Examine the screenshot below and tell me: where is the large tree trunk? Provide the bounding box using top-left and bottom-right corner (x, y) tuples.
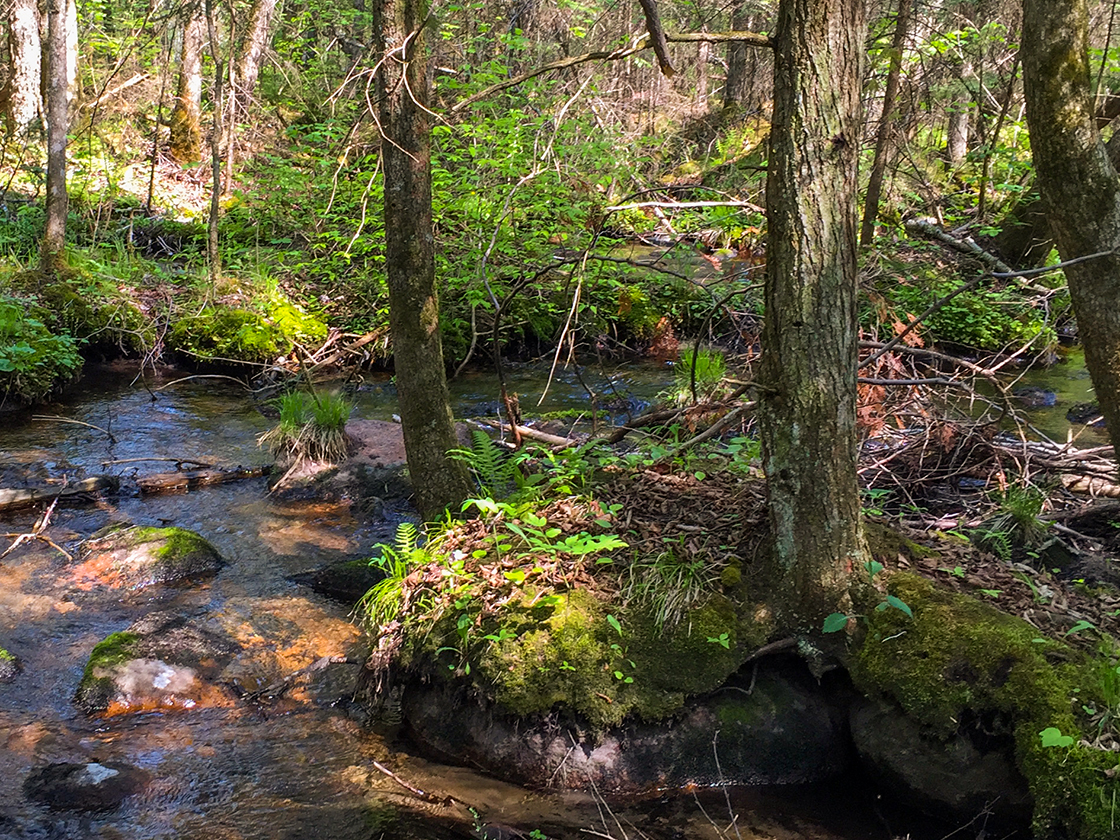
(860, 0), (913, 246)
(169, 9), (204, 164)
(372, 0), (471, 520)
(1023, 0), (1120, 469)
(5, 0), (42, 134)
(41, 0), (68, 274)
(946, 59), (971, 165)
(234, 0), (279, 115)
(759, 0), (867, 629)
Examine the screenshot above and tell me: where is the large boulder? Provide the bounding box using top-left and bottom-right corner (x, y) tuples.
(402, 660), (852, 793)
(73, 524), (225, 589)
(850, 696), (1032, 825)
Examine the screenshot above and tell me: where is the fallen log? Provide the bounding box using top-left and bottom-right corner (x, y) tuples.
(136, 465), (272, 495)
(0, 477), (120, 513)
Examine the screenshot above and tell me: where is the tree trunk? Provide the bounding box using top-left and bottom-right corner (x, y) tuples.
(759, 0), (867, 629)
(723, 1), (751, 111)
(946, 59), (971, 165)
(1022, 0), (1120, 469)
(372, 0), (472, 520)
(41, 0), (68, 274)
(169, 9), (204, 164)
(860, 0), (913, 246)
(65, 0), (77, 104)
(234, 0), (279, 116)
(204, 0), (224, 286)
(5, 0), (42, 134)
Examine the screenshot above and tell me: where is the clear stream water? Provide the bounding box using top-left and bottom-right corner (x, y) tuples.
(0, 353), (1090, 840)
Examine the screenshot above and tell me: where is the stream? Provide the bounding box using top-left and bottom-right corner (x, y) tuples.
(0, 354), (1095, 840)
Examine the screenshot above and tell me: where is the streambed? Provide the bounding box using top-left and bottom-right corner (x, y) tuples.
(0, 357), (1075, 839)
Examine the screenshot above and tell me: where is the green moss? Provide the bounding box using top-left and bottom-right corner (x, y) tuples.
(76, 631), (141, 710)
(864, 520), (935, 562)
(0, 648), (13, 662)
(169, 291), (326, 364)
(407, 587), (772, 731)
(851, 572), (1120, 838)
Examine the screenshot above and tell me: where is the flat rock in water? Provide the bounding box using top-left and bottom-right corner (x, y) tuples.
(850, 696), (1031, 825)
(402, 662), (851, 793)
(23, 761), (150, 812)
(72, 524), (225, 590)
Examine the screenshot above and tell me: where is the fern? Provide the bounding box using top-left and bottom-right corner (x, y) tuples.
(358, 522), (430, 631)
(448, 429), (518, 498)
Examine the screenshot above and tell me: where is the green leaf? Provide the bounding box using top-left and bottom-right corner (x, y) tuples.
(1066, 619), (1096, 636)
(606, 614), (623, 636)
(822, 613), (849, 633)
(884, 594), (913, 617)
(1039, 727), (1075, 748)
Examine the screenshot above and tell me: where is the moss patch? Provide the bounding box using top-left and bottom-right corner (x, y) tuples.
(851, 572), (1120, 838)
(405, 586), (772, 730)
(75, 632), (141, 711)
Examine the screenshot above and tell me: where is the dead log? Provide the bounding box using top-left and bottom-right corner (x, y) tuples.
(0, 477), (119, 513)
(136, 465), (272, 495)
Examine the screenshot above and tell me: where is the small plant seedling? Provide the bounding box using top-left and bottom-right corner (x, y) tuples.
(606, 614), (623, 636)
(707, 632), (731, 649)
(1039, 727), (1075, 748)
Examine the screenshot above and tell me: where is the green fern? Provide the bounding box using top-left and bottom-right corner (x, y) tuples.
(358, 522), (430, 631)
(448, 429), (518, 498)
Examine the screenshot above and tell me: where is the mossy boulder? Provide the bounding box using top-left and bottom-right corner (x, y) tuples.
(403, 587), (773, 731)
(168, 293), (326, 364)
(75, 615), (241, 715)
(851, 572), (1120, 839)
(75, 525), (225, 589)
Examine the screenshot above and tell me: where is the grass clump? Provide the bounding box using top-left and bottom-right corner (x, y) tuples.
(259, 389), (351, 465)
(669, 346), (726, 404)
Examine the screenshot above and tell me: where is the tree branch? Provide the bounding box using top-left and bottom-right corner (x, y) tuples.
(450, 31), (772, 113)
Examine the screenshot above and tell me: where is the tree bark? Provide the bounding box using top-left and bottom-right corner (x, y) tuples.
(204, 0), (224, 286)
(1022, 0), (1120, 469)
(234, 0), (279, 115)
(5, 0), (42, 134)
(723, 1), (752, 110)
(860, 0), (913, 246)
(946, 59), (971, 165)
(169, 9), (204, 164)
(372, 0), (472, 520)
(41, 0), (68, 274)
(759, 0), (867, 629)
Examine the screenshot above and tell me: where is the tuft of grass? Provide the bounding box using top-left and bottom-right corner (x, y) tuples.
(670, 346), (726, 404)
(259, 389), (351, 465)
(622, 544), (722, 630)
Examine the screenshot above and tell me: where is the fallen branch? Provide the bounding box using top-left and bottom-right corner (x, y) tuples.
(479, 420), (579, 449)
(0, 476), (120, 513)
(0, 495), (71, 560)
(32, 415), (117, 442)
(136, 465), (271, 494)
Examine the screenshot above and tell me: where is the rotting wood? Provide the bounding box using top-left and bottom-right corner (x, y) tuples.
(136, 465), (271, 495)
(0, 476), (119, 513)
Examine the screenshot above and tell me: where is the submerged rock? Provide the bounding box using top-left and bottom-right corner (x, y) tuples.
(1012, 386), (1057, 408)
(402, 660), (851, 793)
(289, 557), (385, 605)
(1067, 402), (1106, 427)
(74, 524), (225, 589)
(23, 761), (149, 812)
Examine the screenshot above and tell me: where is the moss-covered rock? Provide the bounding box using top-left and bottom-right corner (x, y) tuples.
(404, 586), (772, 730)
(76, 525), (225, 590)
(168, 292), (327, 364)
(850, 572), (1120, 839)
(75, 631), (142, 712)
(0, 647), (20, 682)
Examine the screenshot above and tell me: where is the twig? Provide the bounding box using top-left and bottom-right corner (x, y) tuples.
(32, 415), (116, 443)
(152, 374), (252, 392)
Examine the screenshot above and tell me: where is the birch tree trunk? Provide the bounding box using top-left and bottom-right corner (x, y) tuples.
(372, 0), (471, 520)
(5, 0), (42, 134)
(234, 0), (279, 115)
(1023, 0), (1120, 468)
(760, 0), (867, 628)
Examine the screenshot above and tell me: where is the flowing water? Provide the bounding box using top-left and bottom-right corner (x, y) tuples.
(0, 358), (1053, 840)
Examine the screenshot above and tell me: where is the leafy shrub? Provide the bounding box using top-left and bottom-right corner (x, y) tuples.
(0, 295), (83, 402)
